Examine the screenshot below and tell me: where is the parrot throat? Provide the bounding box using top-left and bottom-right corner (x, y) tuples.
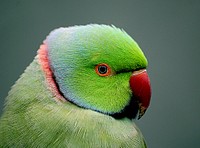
(111, 95), (139, 120)
(38, 42), (66, 102)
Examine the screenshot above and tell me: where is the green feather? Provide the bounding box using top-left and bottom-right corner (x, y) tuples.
(47, 24), (147, 113)
(0, 24), (147, 147)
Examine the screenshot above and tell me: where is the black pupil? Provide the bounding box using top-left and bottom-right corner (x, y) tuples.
(98, 65), (108, 74)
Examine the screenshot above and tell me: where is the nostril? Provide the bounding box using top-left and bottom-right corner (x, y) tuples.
(132, 69), (146, 76)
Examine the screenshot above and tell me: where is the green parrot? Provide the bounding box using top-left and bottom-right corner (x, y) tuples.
(0, 24), (151, 147)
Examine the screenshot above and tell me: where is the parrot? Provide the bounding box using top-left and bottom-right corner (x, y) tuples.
(0, 24), (151, 147)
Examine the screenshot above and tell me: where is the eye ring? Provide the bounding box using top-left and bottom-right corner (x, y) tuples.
(95, 63), (111, 77)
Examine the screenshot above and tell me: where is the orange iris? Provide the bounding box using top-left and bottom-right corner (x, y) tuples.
(95, 63), (112, 77)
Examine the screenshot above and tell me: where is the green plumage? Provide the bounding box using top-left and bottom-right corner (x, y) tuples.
(0, 24), (148, 147)
(47, 25), (147, 113)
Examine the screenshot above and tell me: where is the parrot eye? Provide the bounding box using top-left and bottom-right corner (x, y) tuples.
(95, 63), (111, 76)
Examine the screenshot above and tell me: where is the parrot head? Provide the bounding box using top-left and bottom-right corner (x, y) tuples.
(39, 24), (151, 119)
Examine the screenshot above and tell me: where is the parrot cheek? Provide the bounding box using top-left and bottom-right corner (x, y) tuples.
(129, 69), (151, 119)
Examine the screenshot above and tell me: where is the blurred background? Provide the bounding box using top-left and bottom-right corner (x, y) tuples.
(0, 0), (200, 147)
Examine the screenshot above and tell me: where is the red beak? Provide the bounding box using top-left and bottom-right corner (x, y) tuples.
(129, 69), (151, 119)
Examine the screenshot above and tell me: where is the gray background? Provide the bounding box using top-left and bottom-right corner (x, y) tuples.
(0, 0), (199, 147)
